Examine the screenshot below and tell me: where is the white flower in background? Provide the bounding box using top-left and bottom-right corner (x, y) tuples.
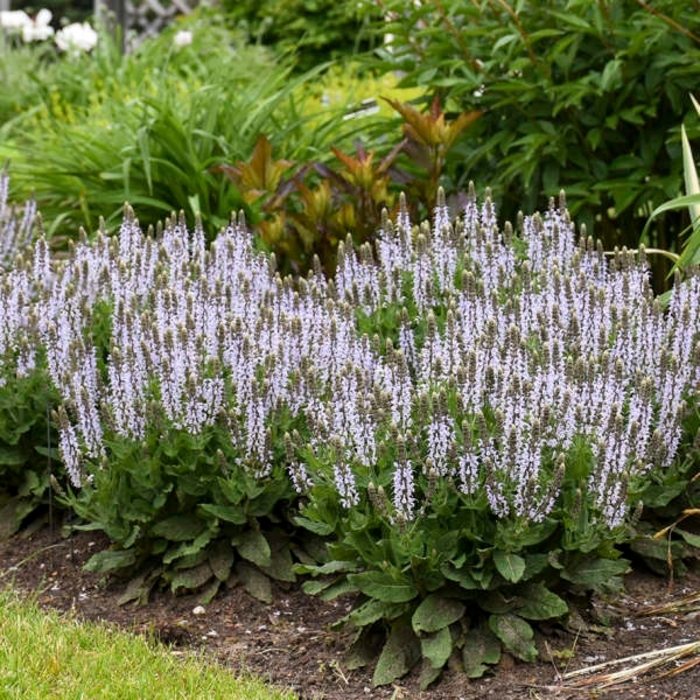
(173, 30), (193, 48)
(55, 21), (98, 53)
(22, 9), (54, 42)
(0, 9), (31, 30)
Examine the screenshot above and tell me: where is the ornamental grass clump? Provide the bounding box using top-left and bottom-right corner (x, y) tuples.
(1, 177), (699, 684)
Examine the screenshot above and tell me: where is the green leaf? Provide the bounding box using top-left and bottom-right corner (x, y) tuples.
(489, 614), (537, 662)
(261, 540), (296, 583)
(630, 536), (672, 562)
(641, 481), (687, 508)
(493, 551), (526, 583)
(548, 11), (591, 30)
(293, 516), (335, 536)
(162, 529), (214, 565)
(676, 529), (700, 548)
(208, 540), (235, 582)
(84, 548), (138, 574)
(234, 560), (272, 603)
(117, 567), (161, 607)
(0, 498), (36, 541)
(319, 577), (361, 601)
(293, 559), (358, 576)
(440, 563), (479, 590)
(345, 598), (410, 628)
(479, 590), (514, 614)
(516, 582), (568, 620)
(169, 561), (214, 593)
(151, 514), (208, 542)
(462, 626), (501, 679)
(560, 556), (630, 587)
(198, 577), (222, 605)
(348, 571), (419, 603)
(0, 445), (25, 466)
(198, 503), (247, 525)
(302, 578), (339, 596)
(419, 660), (442, 691)
(234, 529), (271, 568)
(345, 627), (379, 670)
(412, 594), (466, 634)
(420, 626), (452, 669)
(372, 618), (421, 687)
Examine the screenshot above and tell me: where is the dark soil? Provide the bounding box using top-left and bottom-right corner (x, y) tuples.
(2, 520), (700, 700)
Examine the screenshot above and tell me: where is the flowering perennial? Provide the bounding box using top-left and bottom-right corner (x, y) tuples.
(0, 9), (97, 52)
(1, 188), (699, 529)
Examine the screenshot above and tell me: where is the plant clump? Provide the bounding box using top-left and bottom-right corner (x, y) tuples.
(1, 179), (699, 686)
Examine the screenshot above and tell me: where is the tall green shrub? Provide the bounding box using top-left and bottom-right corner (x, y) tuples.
(358, 0), (700, 286)
(220, 0), (382, 72)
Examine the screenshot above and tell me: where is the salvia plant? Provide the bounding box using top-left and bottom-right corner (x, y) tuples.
(1, 175), (700, 685)
(0, 170), (58, 539)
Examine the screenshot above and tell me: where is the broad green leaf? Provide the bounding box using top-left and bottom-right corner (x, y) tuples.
(84, 548), (137, 574)
(642, 481), (687, 508)
(293, 559), (358, 576)
(489, 614), (537, 662)
(516, 582), (568, 620)
(0, 445), (24, 466)
(293, 516), (335, 536)
(0, 498), (35, 541)
(560, 556), (630, 587)
(441, 563), (479, 590)
(261, 540), (296, 583)
(346, 598), (410, 628)
(348, 571), (419, 603)
(630, 536), (673, 562)
(493, 550), (526, 583)
(302, 578), (338, 596)
(419, 660), (442, 691)
(412, 594), (465, 634)
(234, 561), (273, 603)
(235, 529), (271, 568)
(372, 619), (420, 687)
(208, 540), (234, 582)
(163, 529), (214, 565)
(420, 627), (452, 669)
(151, 514), (208, 542)
(479, 590), (514, 614)
(463, 626), (501, 678)
(345, 627), (379, 670)
(198, 577), (222, 605)
(117, 568), (161, 607)
(320, 577), (362, 602)
(676, 528), (700, 548)
(169, 561), (214, 593)
(198, 503), (247, 525)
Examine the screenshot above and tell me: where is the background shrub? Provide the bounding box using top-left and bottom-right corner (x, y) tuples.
(357, 0), (700, 288)
(219, 0), (382, 73)
(0, 8), (358, 242)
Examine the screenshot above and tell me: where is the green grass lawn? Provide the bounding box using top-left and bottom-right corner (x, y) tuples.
(0, 588), (297, 700)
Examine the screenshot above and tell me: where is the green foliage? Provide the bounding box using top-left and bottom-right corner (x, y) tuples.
(359, 0), (700, 287)
(0, 9), (350, 243)
(627, 420), (700, 577)
(63, 419), (297, 604)
(294, 443), (630, 687)
(215, 98), (481, 273)
(645, 94), (700, 277)
(219, 0), (382, 72)
(0, 367), (60, 539)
